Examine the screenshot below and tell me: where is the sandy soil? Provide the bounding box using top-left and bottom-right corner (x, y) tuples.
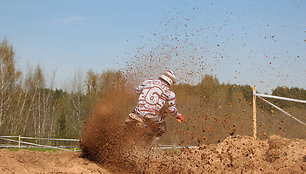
(1, 135), (305, 174)
(0, 149), (110, 174)
(144, 135), (306, 174)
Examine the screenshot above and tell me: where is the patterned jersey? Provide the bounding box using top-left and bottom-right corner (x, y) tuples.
(134, 79), (179, 119)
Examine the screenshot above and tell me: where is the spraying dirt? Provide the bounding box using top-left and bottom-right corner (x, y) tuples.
(79, 6), (306, 173)
(78, 87), (305, 173)
(79, 87), (148, 173)
(0, 2), (305, 174)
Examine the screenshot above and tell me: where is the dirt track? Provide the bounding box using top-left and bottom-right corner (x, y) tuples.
(0, 135), (305, 174)
(0, 149), (110, 174)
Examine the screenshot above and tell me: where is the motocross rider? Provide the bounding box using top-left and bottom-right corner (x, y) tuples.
(126, 70), (184, 143)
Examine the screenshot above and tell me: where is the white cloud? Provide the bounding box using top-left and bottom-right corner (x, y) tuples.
(51, 16), (85, 25)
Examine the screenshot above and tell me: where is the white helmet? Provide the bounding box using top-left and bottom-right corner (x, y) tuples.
(159, 70), (176, 86)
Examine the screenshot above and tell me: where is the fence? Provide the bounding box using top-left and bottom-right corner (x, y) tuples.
(0, 135), (200, 150)
(0, 136), (80, 152)
(2, 87), (304, 150)
(252, 85), (306, 139)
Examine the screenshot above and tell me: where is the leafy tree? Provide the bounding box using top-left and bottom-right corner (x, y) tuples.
(226, 85), (234, 103)
(197, 74), (220, 100)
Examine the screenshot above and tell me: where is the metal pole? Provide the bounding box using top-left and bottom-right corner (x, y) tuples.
(253, 86), (257, 139)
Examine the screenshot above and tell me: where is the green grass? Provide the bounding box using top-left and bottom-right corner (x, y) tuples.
(3, 147), (81, 153)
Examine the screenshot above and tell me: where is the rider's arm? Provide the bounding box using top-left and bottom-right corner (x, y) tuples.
(167, 92), (178, 115)
(135, 80), (149, 94)
(167, 91), (184, 122)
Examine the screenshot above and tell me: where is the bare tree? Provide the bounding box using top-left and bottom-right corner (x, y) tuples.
(0, 39), (21, 134)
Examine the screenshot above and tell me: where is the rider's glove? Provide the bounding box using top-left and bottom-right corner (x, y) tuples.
(176, 113), (184, 123)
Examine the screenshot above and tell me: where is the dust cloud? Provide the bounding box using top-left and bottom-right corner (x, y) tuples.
(80, 5), (305, 174)
(79, 87), (142, 173)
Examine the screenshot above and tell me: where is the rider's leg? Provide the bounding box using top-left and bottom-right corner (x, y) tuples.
(149, 118), (166, 146)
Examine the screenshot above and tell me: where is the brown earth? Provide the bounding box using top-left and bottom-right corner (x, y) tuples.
(1, 135), (305, 174)
(0, 149), (110, 174)
(144, 135), (306, 174)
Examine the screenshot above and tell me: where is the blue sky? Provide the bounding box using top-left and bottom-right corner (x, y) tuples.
(0, 0), (305, 93)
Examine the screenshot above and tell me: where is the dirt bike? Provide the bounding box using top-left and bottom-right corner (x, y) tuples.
(123, 112), (163, 147)
(123, 110), (183, 148)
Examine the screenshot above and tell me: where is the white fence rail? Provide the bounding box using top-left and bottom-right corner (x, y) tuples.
(0, 135), (198, 150)
(254, 93), (306, 104)
(256, 95), (306, 126)
(153, 145), (199, 149)
(0, 136), (80, 152)
(252, 86), (306, 138)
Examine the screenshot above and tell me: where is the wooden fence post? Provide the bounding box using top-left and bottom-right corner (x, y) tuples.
(18, 135), (21, 149)
(253, 86), (257, 139)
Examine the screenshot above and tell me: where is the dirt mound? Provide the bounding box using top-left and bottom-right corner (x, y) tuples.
(144, 135), (306, 173)
(0, 149), (110, 174)
(0, 135), (304, 173)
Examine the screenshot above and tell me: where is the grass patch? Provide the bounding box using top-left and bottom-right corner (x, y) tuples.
(3, 147), (80, 153)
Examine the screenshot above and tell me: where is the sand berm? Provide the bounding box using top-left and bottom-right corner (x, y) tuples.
(0, 135), (305, 173)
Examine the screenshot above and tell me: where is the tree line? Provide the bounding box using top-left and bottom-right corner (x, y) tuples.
(1, 38), (305, 141)
(0, 39), (125, 138)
